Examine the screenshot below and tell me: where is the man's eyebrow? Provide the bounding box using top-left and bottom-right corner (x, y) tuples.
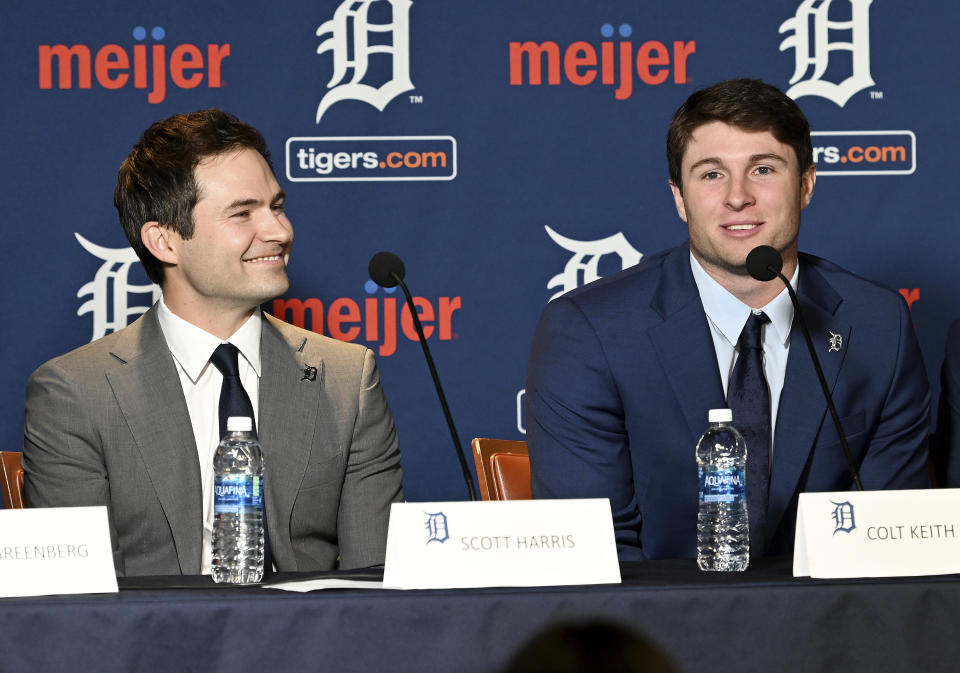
(687, 157), (722, 173)
(749, 152), (789, 165)
(222, 190), (286, 213)
(224, 198), (259, 212)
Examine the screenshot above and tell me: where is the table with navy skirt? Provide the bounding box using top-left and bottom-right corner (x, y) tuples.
(1, 557), (958, 673)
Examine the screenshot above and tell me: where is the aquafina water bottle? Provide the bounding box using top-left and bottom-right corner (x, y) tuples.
(695, 408), (749, 571)
(212, 416), (265, 583)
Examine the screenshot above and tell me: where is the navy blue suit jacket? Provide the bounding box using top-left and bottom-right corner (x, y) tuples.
(526, 243), (931, 560)
(935, 319), (960, 487)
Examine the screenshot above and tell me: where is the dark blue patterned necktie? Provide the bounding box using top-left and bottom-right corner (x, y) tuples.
(726, 312), (771, 558)
(209, 343), (272, 573)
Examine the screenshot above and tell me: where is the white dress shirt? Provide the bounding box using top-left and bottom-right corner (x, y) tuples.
(156, 297), (262, 574)
(689, 253), (798, 458)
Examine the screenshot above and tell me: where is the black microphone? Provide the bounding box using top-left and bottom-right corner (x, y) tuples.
(367, 251), (478, 501)
(745, 245), (782, 282)
(368, 251), (405, 289)
(745, 245), (863, 491)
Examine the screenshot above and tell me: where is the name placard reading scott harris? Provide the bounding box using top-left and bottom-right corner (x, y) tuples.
(382, 499), (621, 589)
(794, 489), (960, 578)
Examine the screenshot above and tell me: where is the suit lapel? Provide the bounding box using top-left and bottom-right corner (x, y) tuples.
(258, 314), (325, 570)
(768, 262), (849, 536)
(648, 246), (727, 442)
(105, 307), (203, 574)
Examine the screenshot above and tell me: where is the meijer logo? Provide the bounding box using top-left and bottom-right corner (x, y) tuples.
(510, 23), (695, 100)
(38, 25), (230, 104)
(272, 282), (461, 357)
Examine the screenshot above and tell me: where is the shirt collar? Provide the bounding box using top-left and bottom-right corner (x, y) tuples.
(689, 252), (798, 347)
(156, 297), (263, 383)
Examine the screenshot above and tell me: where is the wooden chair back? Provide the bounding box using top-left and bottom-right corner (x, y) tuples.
(0, 451), (25, 509)
(471, 438), (531, 501)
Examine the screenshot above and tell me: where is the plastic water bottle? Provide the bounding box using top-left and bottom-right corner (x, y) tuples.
(696, 408), (749, 571)
(212, 416), (265, 584)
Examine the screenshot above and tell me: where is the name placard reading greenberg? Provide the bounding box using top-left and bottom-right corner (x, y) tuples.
(794, 489), (960, 579)
(0, 506), (118, 597)
(382, 499), (620, 589)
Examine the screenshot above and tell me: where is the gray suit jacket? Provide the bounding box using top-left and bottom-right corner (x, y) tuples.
(22, 306), (403, 576)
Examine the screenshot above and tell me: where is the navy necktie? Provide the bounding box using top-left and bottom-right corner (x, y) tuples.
(209, 343), (272, 573)
(209, 343), (257, 440)
(726, 312), (771, 558)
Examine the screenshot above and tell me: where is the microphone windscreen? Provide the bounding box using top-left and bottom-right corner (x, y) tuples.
(745, 245), (783, 282)
(368, 251), (406, 288)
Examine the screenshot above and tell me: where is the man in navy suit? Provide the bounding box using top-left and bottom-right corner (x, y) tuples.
(525, 79), (930, 560)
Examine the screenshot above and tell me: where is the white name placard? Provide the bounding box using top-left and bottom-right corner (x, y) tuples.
(382, 498), (621, 589)
(0, 506), (118, 597)
(794, 489), (960, 578)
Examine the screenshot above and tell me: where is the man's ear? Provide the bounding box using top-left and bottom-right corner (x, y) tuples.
(669, 181), (688, 223)
(140, 221), (179, 265)
(800, 164), (816, 210)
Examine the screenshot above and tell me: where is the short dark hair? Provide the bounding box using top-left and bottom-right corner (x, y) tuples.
(114, 109), (272, 284)
(666, 78), (812, 191)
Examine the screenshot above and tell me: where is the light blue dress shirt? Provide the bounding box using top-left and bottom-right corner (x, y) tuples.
(689, 253), (798, 458)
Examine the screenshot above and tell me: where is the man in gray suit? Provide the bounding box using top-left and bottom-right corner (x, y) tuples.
(23, 109), (404, 576)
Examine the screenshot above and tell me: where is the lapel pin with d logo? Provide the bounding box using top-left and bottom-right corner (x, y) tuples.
(828, 331), (843, 353)
(302, 365), (317, 381)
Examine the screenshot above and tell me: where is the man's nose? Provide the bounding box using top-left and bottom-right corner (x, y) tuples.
(259, 209), (293, 243)
(725, 175), (755, 210)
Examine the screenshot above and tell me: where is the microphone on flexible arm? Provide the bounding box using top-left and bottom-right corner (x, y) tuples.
(368, 251), (478, 501)
(745, 245), (864, 491)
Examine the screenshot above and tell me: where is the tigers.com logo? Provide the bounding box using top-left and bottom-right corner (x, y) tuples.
(813, 131), (915, 176)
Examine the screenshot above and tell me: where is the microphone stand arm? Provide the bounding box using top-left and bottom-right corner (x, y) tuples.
(773, 268), (864, 491)
(393, 273), (478, 501)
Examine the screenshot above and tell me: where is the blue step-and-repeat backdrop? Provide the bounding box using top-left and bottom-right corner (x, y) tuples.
(1, 0), (954, 502)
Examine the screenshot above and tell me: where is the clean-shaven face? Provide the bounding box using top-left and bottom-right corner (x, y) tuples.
(670, 121), (815, 279)
(172, 147), (293, 314)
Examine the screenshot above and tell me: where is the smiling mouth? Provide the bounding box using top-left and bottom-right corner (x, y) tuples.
(724, 223), (761, 231)
(242, 255), (284, 263)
